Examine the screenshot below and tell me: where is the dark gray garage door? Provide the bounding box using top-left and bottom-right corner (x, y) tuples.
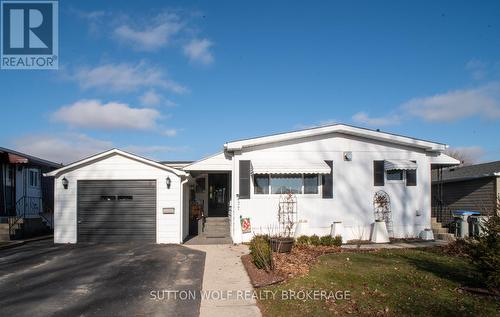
(77, 180), (156, 243)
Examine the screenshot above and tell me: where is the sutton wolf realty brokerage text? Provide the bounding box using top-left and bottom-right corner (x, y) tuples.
(150, 289), (352, 301)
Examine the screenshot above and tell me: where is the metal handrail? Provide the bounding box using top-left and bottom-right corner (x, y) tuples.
(8, 196), (44, 238)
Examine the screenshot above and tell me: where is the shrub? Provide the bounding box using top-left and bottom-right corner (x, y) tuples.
(320, 235), (334, 246)
(462, 204), (500, 290)
(296, 235), (310, 245)
(249, 235), (274, 271)
(332, 235), (343, 246)
(309, 234), (321, 246)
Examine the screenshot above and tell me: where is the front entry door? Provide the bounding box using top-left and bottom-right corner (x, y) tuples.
(208, 174), (229, 217)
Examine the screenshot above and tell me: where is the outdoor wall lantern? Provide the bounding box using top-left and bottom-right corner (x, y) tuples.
(166, 176), (171, 189)
(62, 177), (69, 189)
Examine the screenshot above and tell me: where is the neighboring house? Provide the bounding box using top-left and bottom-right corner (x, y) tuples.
(46, 124), (459, 244)
(0, 147), (62, 239)
(432, 161), (500, 227)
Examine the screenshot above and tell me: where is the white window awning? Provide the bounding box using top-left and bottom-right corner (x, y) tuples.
(384, 159), (417, 171)
(251, 160), (331, 174)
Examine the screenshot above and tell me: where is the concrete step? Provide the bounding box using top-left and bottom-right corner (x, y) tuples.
(203, 225), (230, 231)
(436, 233), (455, 241)
(432, 227), (449, 234)
(205, 217), (229, 224)
(204, 230), (230, 236)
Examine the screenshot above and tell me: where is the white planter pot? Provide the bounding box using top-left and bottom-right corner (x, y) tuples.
(419, 229), (434, 241)
(370, 221), (390, 243)
(294, 220), (309, 237)
(330, 221), (344, 240)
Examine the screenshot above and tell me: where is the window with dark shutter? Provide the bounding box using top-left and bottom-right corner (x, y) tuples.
(373, 161), (385, 186)
(322, 160), (333, 198)
(406, 161), (417, 186)
(239, 160), (251, 199)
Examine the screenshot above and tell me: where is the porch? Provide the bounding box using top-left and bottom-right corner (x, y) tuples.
(183, 171), (233, 244)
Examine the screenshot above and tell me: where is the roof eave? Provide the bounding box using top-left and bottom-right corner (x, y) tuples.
(44, 149), (188, 177)
(225, 125), (448, 152)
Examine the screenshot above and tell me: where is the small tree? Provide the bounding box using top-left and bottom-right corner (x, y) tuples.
(463, 199), (500, 290)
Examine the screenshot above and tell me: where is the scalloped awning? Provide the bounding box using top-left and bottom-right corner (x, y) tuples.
(384, 160), (417, 171)
(251, 160), (331, 174)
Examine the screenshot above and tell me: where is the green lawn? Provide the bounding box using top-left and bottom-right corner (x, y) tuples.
(259, 249), (498, 317)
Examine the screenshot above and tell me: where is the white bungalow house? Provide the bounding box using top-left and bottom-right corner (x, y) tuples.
(46, 124), (459, 244)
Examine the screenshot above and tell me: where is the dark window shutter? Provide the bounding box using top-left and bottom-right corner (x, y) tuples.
(374, 161), (385, 186)
(406, 161), (417, 186)
(239, 160), (251, 199)
(322, 160), (333, 198)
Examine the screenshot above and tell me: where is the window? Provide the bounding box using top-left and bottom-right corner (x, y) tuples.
(271, 174), (302, 194)
(254, 174), (270, 194)
(386, 170), (404, 181)
(29, 170), (39, 187)
(304, 174), (319, 194)
(253, 173), (321, 195)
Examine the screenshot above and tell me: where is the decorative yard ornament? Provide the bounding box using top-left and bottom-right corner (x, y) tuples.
(278, 191), (298, 238)
(373, 190), (393, 237)
(240, 216), (252, 233)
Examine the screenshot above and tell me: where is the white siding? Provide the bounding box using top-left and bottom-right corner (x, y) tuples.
(184, 152), (233, 171)
(229, 132), (434, 243)
(53, 154), (182, 244)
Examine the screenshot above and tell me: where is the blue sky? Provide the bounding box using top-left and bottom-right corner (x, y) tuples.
(1, 0), (499, 164)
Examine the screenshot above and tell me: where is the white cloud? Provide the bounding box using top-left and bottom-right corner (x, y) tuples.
(466, 59), (488, 80)
(352, 112), (401, 126)
(13, 133), (113, 165)
(12, 133), (187, 165)
(69, 62), (188, 94)
(350, 82), (500, 127)
(139, 89), (177, 107)
(113, 13), (182, 51)
(445, 146), (485, 165)
(402, 83), (500, 122)
(183, 38), (214, 65)
(163, 129), (178, 137)
(139, 89), (162, 106)
(52, 99), (161, 130)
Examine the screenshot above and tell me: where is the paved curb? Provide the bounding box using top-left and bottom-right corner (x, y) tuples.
(0, 235), (53, 251)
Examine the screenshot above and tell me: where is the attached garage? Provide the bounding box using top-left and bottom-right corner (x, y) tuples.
(77, 180), (157, 243)
(45, 149), (188, 244)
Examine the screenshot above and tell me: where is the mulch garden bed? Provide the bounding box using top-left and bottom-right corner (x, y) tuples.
(242, 244), (341, 288)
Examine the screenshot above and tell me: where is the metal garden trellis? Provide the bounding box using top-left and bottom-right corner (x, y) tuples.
(278, 191), (297, 237)
(373, 190), (394, 237)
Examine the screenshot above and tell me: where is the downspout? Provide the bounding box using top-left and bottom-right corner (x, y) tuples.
(180, 176), (189, 243)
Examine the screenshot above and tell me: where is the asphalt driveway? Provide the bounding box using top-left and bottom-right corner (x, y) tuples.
(0, 240), (205, 317)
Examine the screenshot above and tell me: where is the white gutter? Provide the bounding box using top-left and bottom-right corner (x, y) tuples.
(179, 177), (189, 243)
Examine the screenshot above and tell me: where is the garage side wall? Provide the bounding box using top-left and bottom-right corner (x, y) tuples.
(53, 154), (182, 244)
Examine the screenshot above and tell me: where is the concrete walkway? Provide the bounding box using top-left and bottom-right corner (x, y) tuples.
(341, 240), (449, 250)
(187, 244), (261, 317)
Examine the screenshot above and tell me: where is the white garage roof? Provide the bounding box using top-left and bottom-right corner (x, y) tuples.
(44, 149), (188, 177)
(251, 160), (331, 174)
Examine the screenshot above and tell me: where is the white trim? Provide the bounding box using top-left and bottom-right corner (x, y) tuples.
(44, 149), (188, 177)
(224, 124), (448, 152)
